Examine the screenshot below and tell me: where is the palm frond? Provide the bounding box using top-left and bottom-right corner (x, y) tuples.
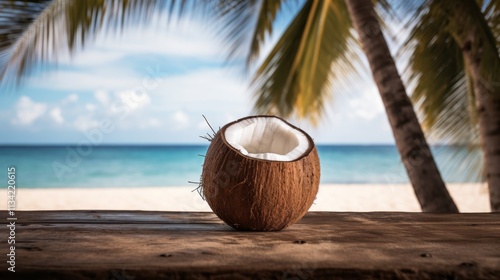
(215, 0), (293, 69)
(251, 0), (361, 124)
(401, 0), (500, 139)
(0, 0), (53, 83)
(399, 0), (500, 181)
(447, 0), (500, 86)
(482, 0), (500, 48)
(0, 0), (212, 88)
(433, 143), (483, 182)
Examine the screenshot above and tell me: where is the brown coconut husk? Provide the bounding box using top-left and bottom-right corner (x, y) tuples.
(202, 115), (320, 231)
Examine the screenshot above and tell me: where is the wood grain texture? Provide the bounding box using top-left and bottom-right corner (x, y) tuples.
(1, 211), (499, 279)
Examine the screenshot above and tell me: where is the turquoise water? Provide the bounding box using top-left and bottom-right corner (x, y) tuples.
(0, 145), (479, 188)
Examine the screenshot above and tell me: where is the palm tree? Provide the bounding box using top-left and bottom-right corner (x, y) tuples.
(344, 0), (457, 212)
(217, 0), (458, 212)
(0, 0), (458, 212)
(401, 0), (500, 211)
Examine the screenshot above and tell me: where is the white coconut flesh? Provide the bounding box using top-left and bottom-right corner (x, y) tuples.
(224, 117), (310, 161)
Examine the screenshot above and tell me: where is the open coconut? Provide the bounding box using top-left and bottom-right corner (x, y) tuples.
(201, 115), (320, 231)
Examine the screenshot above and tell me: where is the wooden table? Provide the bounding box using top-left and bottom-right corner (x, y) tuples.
(1, 211), (499, 279)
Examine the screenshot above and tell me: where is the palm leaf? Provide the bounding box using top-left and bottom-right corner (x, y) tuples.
(487, 1), (500, 50)
(215, 0), (293, 69)
(251, 0), (361, 124)
(444, 0), (500, 86)
(399, 0), (500, 181)
(0, 0), (53, 83)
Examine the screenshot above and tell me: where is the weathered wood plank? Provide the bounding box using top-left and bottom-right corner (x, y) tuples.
(1, 211), (499, 279)
(10, 211), (224, 224)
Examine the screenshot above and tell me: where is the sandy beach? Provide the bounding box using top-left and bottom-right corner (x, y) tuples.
(0, 183), (490, 212)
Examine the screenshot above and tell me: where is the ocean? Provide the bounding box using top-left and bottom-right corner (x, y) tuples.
(0, 145), (480, 188)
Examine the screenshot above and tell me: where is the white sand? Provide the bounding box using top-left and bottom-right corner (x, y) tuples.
(0, 184), (491, 212)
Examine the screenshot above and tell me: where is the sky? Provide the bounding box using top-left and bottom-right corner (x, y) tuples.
(0, 12), (396, 145)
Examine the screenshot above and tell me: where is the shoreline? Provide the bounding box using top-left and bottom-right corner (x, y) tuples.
(0, 183), (490, 212)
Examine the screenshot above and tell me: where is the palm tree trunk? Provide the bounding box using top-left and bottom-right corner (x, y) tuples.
(345, 0), (458, 212)
(460, 31), (500, 212)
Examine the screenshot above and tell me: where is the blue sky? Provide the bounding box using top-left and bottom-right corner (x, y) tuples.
(0, 15), (395, 145)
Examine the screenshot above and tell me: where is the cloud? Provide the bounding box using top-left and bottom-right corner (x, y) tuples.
(12, 96), (47, 125)
(348, 85), (384, 120)
(172, 110), (190, 129)
(137, 117), (162, 129)
(94, 90), (110, 105)
(85, 103), (96, 111)
(197, 120), (208, 130)
(24, 18), (227, 92)
(61, 93), (79, 105)
(148, 118), (161, 127)
(68, 18), (224, 65)
(27, 67), (141, 91)
(150, 68), (249, 112)
(116, 90), (151, 112)
(49, 107), (64, 124)
(87, 19), (223, 61)
(73, 115), (99, 132)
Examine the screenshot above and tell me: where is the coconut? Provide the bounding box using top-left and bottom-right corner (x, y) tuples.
(201, 115), (320, 231)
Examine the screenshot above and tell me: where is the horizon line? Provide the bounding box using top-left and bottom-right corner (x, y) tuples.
(0, 143), (467, 147)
